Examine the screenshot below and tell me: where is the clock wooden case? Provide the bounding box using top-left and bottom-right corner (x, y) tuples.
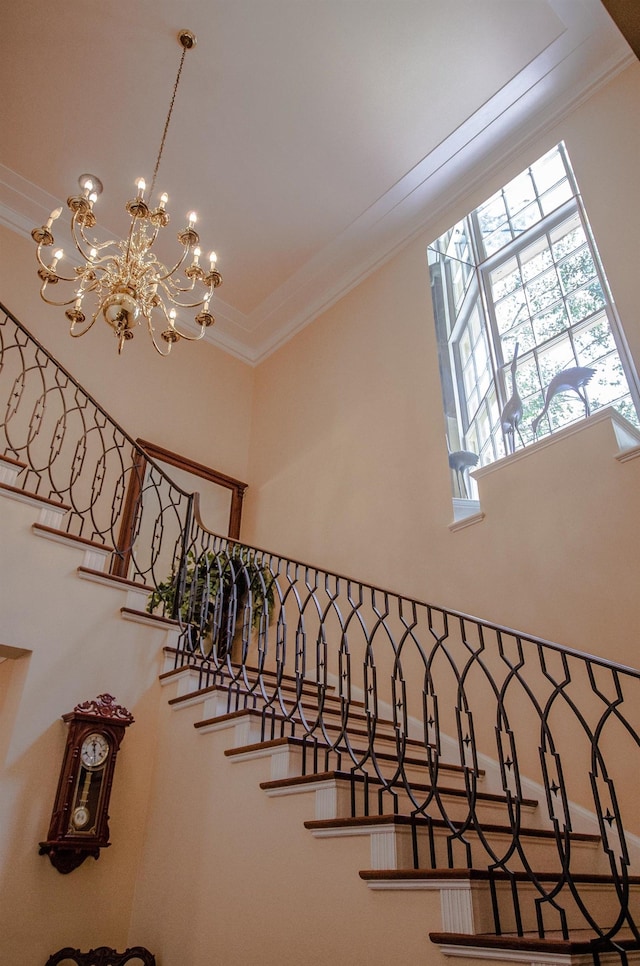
(39, 694), (134, 874)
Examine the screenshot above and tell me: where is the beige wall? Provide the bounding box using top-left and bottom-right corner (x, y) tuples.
(242, 63), (640, 667)
(0, 496), (165, 963)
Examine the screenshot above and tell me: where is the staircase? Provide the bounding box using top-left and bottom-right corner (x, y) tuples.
(151, 648), (640, 966)
(1, 301), (640, 966)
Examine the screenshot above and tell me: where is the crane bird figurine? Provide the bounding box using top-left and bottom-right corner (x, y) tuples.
(500, 341), (524, 454)
(531, 365), (596, 437)
(447, 439), (479, 498)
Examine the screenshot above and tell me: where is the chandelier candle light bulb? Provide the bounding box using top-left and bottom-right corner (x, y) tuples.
(46, 208), (62, 230)
(30, 28), (223, 356)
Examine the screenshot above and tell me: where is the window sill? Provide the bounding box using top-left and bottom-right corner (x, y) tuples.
(472, 407), (640, 484)
(448, 407), (640, 532)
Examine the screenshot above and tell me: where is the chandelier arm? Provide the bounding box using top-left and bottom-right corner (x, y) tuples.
(154, 245), (191, 282)
(34, 244), (78, 284)
(38, 271), (103, 307)
(155, 292), (207, 343)
(171, 323), (207, 343)
(79, 236), (117, 254)
(159, 275), (199, 297)
(146, 313), (173, 357)
(159, 280), (202, 300)
(69, 306), (101, 338)
(156, 278), (210, 310)
(72, 215), (118, 261)
(38, 285), (87, 308)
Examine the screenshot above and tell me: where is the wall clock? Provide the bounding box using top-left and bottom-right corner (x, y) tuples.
(39, 694), (134, 873)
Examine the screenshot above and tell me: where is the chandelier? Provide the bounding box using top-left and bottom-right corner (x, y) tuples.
(31, 29), (222, 356)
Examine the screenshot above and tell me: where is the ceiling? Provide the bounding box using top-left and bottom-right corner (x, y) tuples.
(0, 1), (632, 364)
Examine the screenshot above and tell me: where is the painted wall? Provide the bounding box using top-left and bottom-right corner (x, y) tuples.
(242, 63), (640, 667)
(0, 495), (166, 963)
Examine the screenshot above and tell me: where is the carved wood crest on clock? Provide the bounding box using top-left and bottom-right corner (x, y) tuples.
(39, 694), (134, 874)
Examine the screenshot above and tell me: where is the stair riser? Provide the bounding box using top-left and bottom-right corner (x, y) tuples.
(264, 777), (535, 829)
(310, 824), (609, 876)
(366, 878), (639, 936)
(199, 708), (471, 787)
(484, 880), (640, 936)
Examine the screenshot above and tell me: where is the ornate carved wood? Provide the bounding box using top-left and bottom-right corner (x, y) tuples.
(45, 946), (155, 966)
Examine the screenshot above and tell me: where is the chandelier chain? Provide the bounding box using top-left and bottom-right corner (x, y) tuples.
(150, 44), (187, 200)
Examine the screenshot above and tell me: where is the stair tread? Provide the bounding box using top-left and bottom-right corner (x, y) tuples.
(79, 569), (153, 592)
(260, 770), (537, 807)
(360, 868), (640, 883)
(0, 454), (26, 469)
(198, 705), (437, 749)
(221, 725), (470, 775)
(0, 480), (71, 511)
(163, 651), (336, 688)
(167, 676), (348, 707)
(33, 521), (113, 551)
(304, 814), (601, 841)
(428, 929), (640, 953)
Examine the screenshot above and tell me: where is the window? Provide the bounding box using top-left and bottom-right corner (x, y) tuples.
(428, 143), (639, 503)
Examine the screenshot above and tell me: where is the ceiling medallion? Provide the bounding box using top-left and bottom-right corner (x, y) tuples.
(31, 29), (222, 356)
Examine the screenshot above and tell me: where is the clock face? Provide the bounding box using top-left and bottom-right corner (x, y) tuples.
(80, 732), (110, 769)
(72, 805), (90, 829)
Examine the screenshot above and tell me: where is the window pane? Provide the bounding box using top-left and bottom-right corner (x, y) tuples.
(477, 365), (491, 397)
(520, 237), (553, 282)
(551, 214), (585, 258)
(511, 201), (541, 235)
(567, 280), (605, 323)
(495, 289), (527, 333)
(477, 194), (508, 236)
(474, 337), (488, 372)
(573, 314), (616, 364)
(490, 257), (521, 300)
(463, 362), (477, 398)
(539, 181), (572, 216)
(531, 303), (569, 343)
(501, 322), (535, 358)
(538, 338), (576, 384)
(469, 310), (481, 345)
(459, 328), (472, 364)
(589, 354), (627, 408)
(558, 248), (596, 295)
(483, 223), (512, 256)
(504, 172), (536, 218)
(531, 146), (566, 194)
(525, 269), (562, 313)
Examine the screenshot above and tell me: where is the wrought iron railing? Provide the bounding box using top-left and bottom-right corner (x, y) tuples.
(0, 302), (194, 591)
(1, 302), (638, 958)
